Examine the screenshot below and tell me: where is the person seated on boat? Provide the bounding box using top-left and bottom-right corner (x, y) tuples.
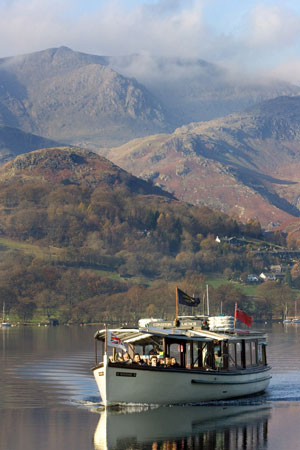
(170, 356), (179, 367)
(132, 353), (146, 365)
(117, 353), (124, 362)
(202, 320), (209, 330)
(214, 345), (223, 368)
(162, 355), (171, 368)
(123, 352), (132, 364)
(149, 344), (160, 356)
(150, 355), (158, 367)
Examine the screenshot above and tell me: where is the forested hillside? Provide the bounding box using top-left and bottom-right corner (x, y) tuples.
(0, 147), (284, 324)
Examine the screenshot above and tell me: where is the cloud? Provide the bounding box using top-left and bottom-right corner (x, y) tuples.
(271, 59), (300, 86)
(246, 4), (300, 48)
(0, 0), (300, 85)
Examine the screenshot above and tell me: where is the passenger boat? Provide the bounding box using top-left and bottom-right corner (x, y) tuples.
(92, 309), (271, 407)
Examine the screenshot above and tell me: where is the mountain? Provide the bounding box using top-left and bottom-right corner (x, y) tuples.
(108, 54), (300, 125)
(0, 126), (60, 165)
(1, 47), (299, 150)
(0, 47), (171, 148)
(102, 96), (300, 228)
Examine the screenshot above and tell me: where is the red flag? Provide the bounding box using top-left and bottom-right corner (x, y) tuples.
(235, 307), (253, 327)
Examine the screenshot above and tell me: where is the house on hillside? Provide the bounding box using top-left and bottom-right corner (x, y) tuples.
(270, 264), (287, 274)
(259, 272), (285, 282)
(216, 236), (250, 246)
(247, 274), (259, 283)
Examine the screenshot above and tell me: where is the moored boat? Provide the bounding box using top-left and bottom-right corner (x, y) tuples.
(92, 313), (271, 407)
(1, 302), (11, 328)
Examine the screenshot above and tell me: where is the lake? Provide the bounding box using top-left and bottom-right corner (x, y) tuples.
(1, 323), (300, 450)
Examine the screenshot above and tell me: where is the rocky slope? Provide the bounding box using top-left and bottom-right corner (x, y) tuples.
(103, 96), (300, 227)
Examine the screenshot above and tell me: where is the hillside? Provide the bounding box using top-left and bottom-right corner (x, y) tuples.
(103, 96), (300, 227)
(0, 146), (267, 323)
(0, 47), (171, 147)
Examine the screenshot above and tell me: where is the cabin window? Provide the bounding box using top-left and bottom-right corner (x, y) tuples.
(236, 342), (242, 368)
(245, 342), (252, 366)
(258, 343), (267, 365)
(251, 341), (257, 365)
(228, 343), (236, 368)
(191, 342), (202, 368)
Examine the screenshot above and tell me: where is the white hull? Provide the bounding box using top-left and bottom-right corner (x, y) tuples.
(93, 357), (271, 406)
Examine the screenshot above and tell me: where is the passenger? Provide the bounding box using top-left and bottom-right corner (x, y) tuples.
(150, 356), (158, 367)
(123, 352), (132, 364)
(163, 355), (171, 367)
(171, 357), (179, 367)
(214, 345), (222, 368)
(149, 344), (160, 355)
(202, 320), (209, 330)
(117, 353), (124, 362)
(132, 353), (146, 365)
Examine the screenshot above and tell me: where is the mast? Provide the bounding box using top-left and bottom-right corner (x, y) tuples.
(234, 302), (237, 329)
(206, 284), (210, 317)
(175, 287), (179, 321)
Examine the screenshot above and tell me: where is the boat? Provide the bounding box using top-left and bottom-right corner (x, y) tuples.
(1, 302), (11, 328)
(92, 307), (271, 407)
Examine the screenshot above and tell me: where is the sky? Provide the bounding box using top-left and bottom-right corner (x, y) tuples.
(1, 0), (300, 83)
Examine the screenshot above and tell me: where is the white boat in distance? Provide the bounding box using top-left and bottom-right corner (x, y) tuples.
(92, 317), (271, 407)
(1, 302), (11, 328)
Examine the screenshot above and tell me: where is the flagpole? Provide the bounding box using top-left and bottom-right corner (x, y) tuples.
(176, 287), (179, 321)
(206, 284), (210, 317)
(234, 303), (237, 329)
(104, 323), (107, 355)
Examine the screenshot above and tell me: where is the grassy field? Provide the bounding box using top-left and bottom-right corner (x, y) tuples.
(206, 274), (259, 296)
(0, 237), (64, 261)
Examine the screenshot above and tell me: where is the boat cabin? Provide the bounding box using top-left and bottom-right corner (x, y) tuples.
(94, 322), (268, 372)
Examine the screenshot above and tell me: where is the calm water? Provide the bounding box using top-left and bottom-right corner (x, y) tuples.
(1, 323), (300, 450)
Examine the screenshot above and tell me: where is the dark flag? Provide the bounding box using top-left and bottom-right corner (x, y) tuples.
(177, 288), (200, 307)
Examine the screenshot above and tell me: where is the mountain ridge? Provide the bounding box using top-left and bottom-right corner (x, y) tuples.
(102, 96), (300, 227)
(1, 46), (299, 148)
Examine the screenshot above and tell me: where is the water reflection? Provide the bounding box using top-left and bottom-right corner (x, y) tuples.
(94, 404), (271, 450)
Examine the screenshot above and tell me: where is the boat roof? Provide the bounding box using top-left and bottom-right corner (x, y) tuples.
(94, 326), (267, 345)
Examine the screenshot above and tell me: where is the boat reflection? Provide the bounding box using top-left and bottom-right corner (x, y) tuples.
(94, 402), (271, 450)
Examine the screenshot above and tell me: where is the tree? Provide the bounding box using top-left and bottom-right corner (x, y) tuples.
(284, 267), (293, 288)
(14, 299), (37, 323)
(256, 281), (295, 320)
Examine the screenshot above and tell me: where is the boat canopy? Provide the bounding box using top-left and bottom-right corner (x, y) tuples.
(94, 328), (213, 345)
(94, 326), (266, 345)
